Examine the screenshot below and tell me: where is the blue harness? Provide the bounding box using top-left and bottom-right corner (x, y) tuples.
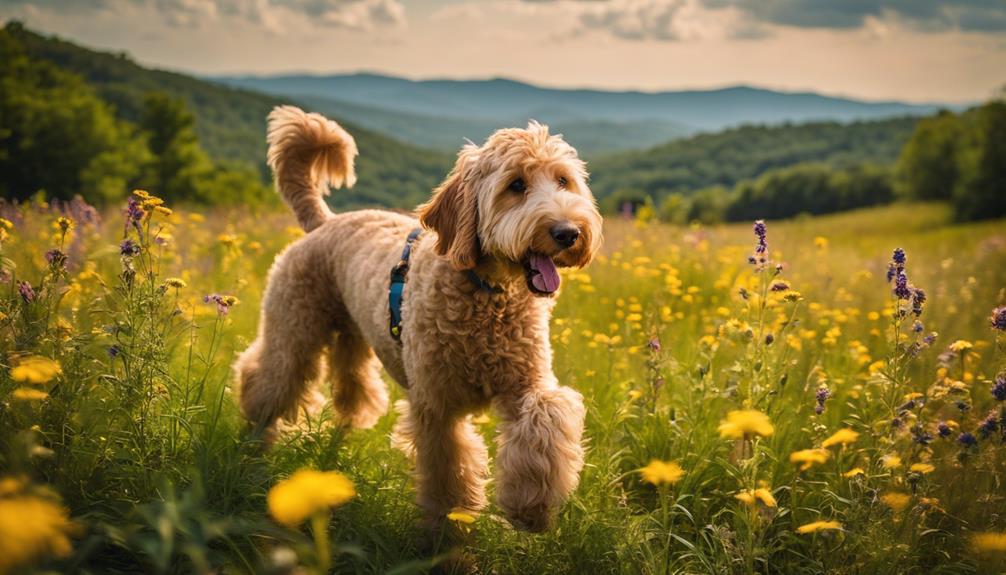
(387, 228), (503, 343)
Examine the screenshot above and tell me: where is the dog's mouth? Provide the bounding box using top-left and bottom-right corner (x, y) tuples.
(523, 253), (561, 296)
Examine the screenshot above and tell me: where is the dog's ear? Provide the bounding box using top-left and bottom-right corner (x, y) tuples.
(418, 146), (480, 270)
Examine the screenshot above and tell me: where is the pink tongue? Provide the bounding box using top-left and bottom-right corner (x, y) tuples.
(530, 254), (560, 293)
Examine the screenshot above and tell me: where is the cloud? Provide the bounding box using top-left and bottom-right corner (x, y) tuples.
(1, 0), (406, 32)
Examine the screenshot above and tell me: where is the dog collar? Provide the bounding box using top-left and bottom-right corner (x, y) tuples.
(388, 227), (423, 342)
(465, 269), (503, 294)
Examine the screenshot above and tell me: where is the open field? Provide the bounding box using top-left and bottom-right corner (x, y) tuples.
(1, 198), (1006, 574)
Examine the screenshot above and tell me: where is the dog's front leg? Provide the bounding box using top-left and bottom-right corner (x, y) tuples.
(494, 382), (586, 532)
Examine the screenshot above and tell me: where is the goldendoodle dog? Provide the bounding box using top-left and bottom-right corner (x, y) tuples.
(235, 105), (603, 532)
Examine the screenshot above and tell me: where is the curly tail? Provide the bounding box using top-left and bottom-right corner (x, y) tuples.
(266, 105), (358, 232)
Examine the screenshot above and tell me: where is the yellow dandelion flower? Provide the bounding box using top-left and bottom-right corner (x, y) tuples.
(12, 388), (48, 401)
(736, 488), (777, 508)
(814, 236), (829, 249)
(0, 218), (13, 231)
(717, 410), (774, 439)
(822, 428), (860, 449)
(880, 492), (912, 512)
(10, 356), (61, 384)
(949, 340), (973, 353)
(0, 495), (77, 573)
(55, 217), (74, 232)
(628, 390), (643, 401)
(790, 448), (830, 471)
(446, 510), (476, 524)
(909, 463), (935, 474)
(267, 469), (356, 527)
(972, 532), (1006, 553)
(880, 454), (902, 469)
(796, 520), (842, 534)
(843, 467), (865, 478)
(735, 491), (756, 505)
(639, 460), (685, 486)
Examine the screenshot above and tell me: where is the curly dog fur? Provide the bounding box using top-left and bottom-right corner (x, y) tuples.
(235, 105), (603, 532)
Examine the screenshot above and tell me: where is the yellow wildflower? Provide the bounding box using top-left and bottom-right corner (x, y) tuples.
(796, 520), (842, 534)
(55, 217), (74, 232)
(972, 532), (1006, 553)
(735, 488), (777, 508)
(0, 495), (77, 573)
(881, 454), (902, 469)
(639, 460), (685, 486)
(446, 510), (476, 524)
(163, 277), (187, 289)
(822, 428), (860, 448)
(949, 340), (973, 353)
(717, 410), (775, 439)
(880, 492), (912, 512)
(267, 469), (356, 527)
(790, 448), (830, 471)
(843, 467), (865, 478)
(628, 390), (643, 401)
(12, 388), (48, 401)
(133, 189), (151, 199)
(814, 236), (828, 249)
(909, 463), (935, 474)
(10, 356), (61, 384)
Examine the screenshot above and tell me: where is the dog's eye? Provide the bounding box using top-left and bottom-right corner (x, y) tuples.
(558, 176), (568, 188)
(508, 178), (526, 194)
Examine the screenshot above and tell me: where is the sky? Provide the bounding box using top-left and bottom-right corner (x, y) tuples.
(2, 0), (1005, 104)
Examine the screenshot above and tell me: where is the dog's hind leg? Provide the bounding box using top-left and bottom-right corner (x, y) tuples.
(328, 329), (388, 429)
(235, 264), (331, 441)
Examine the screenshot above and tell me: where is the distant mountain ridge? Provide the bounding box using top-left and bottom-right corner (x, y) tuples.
(214, 72), (955, 154)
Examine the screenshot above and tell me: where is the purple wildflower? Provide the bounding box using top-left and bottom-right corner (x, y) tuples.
(753, 220), (767, 253)
(45, 249), (67, 270)
(120, 239), (141, 257)
(992, 373), (1006, 402)
(913, 429), (934, 445)
(770, 281), (790, 292)
(647, 337), (661, 352)
(17, 280), (35, 303)
(125, 196), (144, 233)
(108, 345), (120, 359)
(913, 321), (924, 333)
(991, 306), (1006, 332)
(937, 421), (952, 437)
(978, 412), (999, 438)
(815, 386), (831, 415)
(765, 333), (775, 345)
(958, 432), (978, 447)
(911, 288), (926, 316)
(923, 333), (937, 346)
(892, 248), (906, 266)
(204, 293), (238, 316)
(894, 273), (913, 300)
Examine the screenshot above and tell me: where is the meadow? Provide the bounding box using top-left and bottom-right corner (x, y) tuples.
(1, 195), (1006, 574)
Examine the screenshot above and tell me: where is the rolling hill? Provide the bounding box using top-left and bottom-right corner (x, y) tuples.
(6, 24), (452, 209)
(215, 72), (952, 154)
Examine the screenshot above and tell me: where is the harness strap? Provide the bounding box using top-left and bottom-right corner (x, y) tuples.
(388, 228), (423, 342)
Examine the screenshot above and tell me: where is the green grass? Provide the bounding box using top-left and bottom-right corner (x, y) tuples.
(1, 199), (1005, 574)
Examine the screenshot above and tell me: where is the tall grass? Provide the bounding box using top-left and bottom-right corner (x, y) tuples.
(1, 196), (1004, 573)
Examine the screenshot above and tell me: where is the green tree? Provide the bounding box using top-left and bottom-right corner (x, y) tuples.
(894, 110), (961, 200)
(140, 92), (212, 202)
(953, 100), (1006, 221)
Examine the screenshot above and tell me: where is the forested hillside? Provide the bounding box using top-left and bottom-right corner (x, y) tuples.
(588, 117), (918, 205)
(2, 23), (451, 209)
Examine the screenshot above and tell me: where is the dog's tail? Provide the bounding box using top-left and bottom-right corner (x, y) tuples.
(266, 105), (358, 232)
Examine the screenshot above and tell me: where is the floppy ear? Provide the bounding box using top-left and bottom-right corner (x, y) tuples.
(417, 146), (480, 270)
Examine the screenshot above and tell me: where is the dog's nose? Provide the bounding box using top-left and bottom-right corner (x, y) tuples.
(550, 223), (580, 249)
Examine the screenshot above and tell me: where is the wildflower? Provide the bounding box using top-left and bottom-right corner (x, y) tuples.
(639, 460), (685, 486)
(796, 520), (842, 534)
(909, 463), (935, 474)
(718, 410), (774, 439)
(267, 469), (356, 527)
(11, 357), (61, 384)
(17, 280), (35, 303)
(814, 386), (831, 415)
(770, 281), (790, 292)
(822, 428), (859, 448)
(949, 340), (973, 353)
(12, 388), (49, 401)
(911, 288), (926, 316)
(753, 220), (767, 254)
(978, 412), (998, 438)
(446, 510), (476, 524)
(55, 216), (74, 233)
(119, 239), (141, 257)
(163, 277), (187, 289)
(790, 449), (829, 471)
(989, 306), (1006, 332)
(764, 333), (775, 345)
(992, 373), (1006, 401)
(957, 432), (978, 447)
(937, 421), (952, 437)
(881, 492), (912, 513)
(204, 294), (239, 315)
(124, 196), (145, 233)
(647, 336), (661, 352)
(735, 488), (777, 508)
(45, 249), (67, 270)
(0, 494), (77, 573)
(843, 467), (865, 478)
(972, 532), (1006, 553)
(0, 218), (12, 232)
(881, 454), (902, 469)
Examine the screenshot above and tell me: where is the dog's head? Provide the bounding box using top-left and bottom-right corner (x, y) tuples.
(418, 122), (603, 296)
